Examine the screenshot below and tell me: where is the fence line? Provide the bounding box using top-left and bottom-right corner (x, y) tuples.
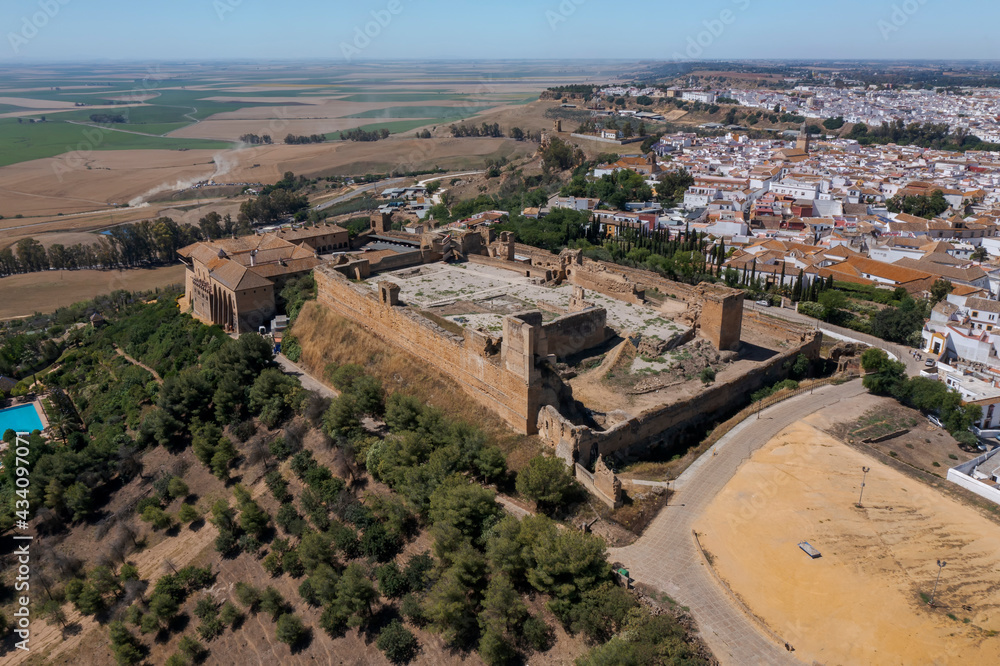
(701, 373), (860, 452)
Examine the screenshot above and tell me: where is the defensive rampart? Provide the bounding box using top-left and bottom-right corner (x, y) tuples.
(314, 265), (542, 434)
(542, 309), (610, 359)
(538, 332), (822, 465)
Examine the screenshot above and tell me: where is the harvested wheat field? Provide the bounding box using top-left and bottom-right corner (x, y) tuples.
(694, 418), (1000, 666)
(0, 148), (225, 219)
(0, 265), (185, 318)
(0, 136), (530, 226)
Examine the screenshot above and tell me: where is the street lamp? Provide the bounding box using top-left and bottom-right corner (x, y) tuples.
(856, 466), (871, 507)
(930, 560), (947, 606)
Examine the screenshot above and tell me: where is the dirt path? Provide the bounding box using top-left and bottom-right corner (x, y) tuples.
(113, 346), (163, 384)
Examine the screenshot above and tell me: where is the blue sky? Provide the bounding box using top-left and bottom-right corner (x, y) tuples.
(2, 0), (997, 62)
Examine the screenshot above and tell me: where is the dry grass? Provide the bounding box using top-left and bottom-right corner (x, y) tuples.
(0, 265), (186, 318)
(292, 301), (541, 469)
(611, 487), (670, 535)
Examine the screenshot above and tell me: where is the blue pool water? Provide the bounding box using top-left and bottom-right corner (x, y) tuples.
(0, 404), (44, 434)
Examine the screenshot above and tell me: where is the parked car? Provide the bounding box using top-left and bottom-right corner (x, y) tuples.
(927, 414), (944, 429)
(924, 359), (936, 368)
(755, 300), (770, 307)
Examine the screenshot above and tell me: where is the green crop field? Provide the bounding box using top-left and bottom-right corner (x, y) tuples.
(345, 105), (497, 119)
(0, 118), (233, 168)
(336, 92), (460, 102)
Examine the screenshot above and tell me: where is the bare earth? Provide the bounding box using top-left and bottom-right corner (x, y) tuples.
(695, 417), (1000, 666)
(0, 137), (531, 228)
(0, 265), (186, 318)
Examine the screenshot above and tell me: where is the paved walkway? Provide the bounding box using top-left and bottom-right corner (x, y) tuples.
(610, 379), (866, 666)
(273, 354), (336, 399)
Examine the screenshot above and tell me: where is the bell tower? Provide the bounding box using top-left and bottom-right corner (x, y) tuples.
(796, 121), (811, 153)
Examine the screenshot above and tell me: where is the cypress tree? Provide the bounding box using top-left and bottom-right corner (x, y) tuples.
(792, 269), (804, 302)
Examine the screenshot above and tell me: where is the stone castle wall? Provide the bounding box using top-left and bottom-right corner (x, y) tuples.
(538, 332), (822, 465)
(315, 266), (541, 434)
(542, 309), (610, 359)
(368, 250), (425, 273)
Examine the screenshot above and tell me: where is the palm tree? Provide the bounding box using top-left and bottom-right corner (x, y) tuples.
(47, 410), (77, 444)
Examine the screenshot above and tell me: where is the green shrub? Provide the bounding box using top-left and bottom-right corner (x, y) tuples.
(376, 619), (418, 664)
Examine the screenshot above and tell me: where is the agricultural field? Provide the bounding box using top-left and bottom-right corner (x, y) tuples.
(0, 61), (610, 264)
(0, 265), (186, 319)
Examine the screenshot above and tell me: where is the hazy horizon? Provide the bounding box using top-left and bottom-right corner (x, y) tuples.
(3, 0), (999, 63)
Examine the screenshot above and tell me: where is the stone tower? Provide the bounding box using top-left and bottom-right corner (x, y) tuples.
(371, 212), (392, 234)
(796, 121), (811, 153)
(699, 285), (744, 352)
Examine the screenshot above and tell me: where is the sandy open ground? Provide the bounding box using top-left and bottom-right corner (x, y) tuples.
(0, 265), (186, 318)
(0, 148), (223, 219)
(695, 417), (1000, 666)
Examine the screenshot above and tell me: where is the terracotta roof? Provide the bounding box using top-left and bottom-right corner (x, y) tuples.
(896, 258), (987, 284)
(273, 224), (347, 242)
(966, 297), (1000, 314)
(829, 255), (934, 285)
(951, 284), (987, 297)
(920, 240), (955, 254)
(209, 262), (272, 292)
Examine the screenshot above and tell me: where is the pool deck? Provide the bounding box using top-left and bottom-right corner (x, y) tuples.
(32, 399), (50, 431)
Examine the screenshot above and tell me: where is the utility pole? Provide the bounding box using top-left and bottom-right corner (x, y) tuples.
(930, 560), (947, 606)
(856, 466), (871, 507)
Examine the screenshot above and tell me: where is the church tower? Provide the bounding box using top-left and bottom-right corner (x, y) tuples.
(796, 121), (811, 153)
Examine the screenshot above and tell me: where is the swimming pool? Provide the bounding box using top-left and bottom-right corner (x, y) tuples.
(0, 404), (44, 435)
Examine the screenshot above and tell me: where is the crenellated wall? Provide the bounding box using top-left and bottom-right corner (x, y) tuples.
(315, 265), (543, 434)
